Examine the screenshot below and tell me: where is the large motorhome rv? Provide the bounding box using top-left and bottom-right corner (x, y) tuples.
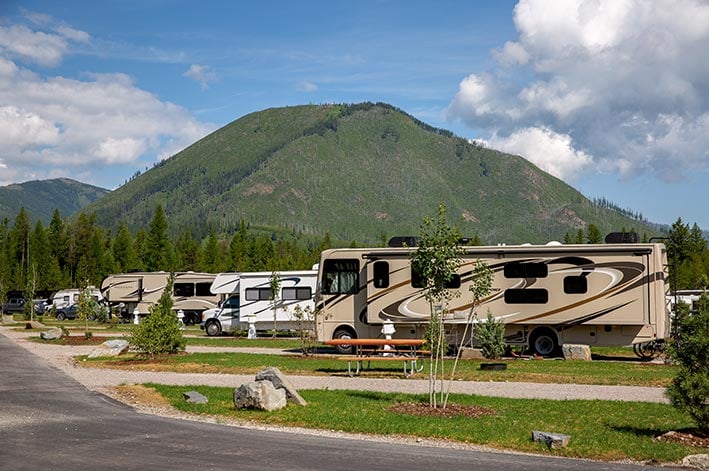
(200, 270), (317, 336)
(100, 271), (219, 324)
(316, 240), (671, 356)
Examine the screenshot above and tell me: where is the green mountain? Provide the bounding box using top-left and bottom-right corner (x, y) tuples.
(87, 103), (661, 244)
(0, 178), (109, 225)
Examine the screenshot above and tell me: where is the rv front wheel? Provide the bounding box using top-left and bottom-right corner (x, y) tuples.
(205, 321), (222, 337)
(530, 330), (558, 357)
(333, 328), (356, 355)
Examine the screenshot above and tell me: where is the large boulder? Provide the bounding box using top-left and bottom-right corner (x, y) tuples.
(234, 380), (287, 411)
(562, 344), (592, 361)
(682, 454), (709, 470)
(88, 339), (130, 358)
(25, 321), (46, 330)
(40, 327), (64, 341)
(255, 366), (307, 406)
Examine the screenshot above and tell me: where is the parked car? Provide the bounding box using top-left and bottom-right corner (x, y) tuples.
(1, 298), (27, 314)
(55, 304), (100, 321)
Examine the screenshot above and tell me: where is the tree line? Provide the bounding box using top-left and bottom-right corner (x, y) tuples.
(1, 203), (707, 300)
(0, 204), (327, 300)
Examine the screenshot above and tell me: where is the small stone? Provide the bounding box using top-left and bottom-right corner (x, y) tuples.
(682, 454), (709, 470)
(40, 327), (64, 340)
(183, 391), (208, 404)
(532, 430), (571, 449)
(562, 344), (591, 361)
(87, 339), (129, 358)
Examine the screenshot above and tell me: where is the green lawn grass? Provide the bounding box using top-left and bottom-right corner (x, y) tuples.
(146, 384), (701, 463)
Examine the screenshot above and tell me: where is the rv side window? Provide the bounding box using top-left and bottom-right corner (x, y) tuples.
(411, 266), (461, 289)
(504, 262), (548, 278)
(245, 288), (273, 301)
(564, 276), (588, 294)
(174, 283), (194, 297)
(282, 287), (312, 300)
(504, 288), (548, 304)
(321, 259), (359, 295)
(195, 282), (212, 297)
(373, 261), (389, 289)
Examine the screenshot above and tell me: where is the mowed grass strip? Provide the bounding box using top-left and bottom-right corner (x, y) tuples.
(84, 351), (676, 386)
(145, 384), (701, 463)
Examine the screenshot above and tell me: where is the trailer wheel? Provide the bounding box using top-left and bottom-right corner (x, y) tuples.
(205, 321), (222, 337)
(530, 329), (558, 357)
(332, 327), (356, 355)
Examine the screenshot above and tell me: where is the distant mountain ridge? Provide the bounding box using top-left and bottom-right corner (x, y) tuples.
(0, 178), (109, 224)
(81, 103), (662, 243)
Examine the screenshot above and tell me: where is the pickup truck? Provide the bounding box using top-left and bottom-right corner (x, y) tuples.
(1, 298), (27, 314)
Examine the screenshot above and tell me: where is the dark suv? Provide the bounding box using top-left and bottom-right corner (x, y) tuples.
(1, 298), (27, 314)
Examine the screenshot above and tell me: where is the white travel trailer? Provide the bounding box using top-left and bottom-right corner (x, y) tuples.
(316, 240), (671, 356)
(200, 270), (317, 336)
(100, 271), (219, 324)
(50, 287), (104, 310)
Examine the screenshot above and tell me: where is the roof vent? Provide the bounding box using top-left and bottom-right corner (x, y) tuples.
(604, 232), (639, 244)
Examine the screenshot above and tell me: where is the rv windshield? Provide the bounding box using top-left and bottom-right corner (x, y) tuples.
(321, 259), (359, 295)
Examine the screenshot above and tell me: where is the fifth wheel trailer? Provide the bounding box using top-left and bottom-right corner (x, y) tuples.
(100, 271), (218, 324)
(315, 241), (671, 356)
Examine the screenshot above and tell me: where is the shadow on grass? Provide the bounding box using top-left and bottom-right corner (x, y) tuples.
(608, 424), (665, 438)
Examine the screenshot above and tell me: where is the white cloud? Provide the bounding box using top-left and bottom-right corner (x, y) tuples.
(183, 64), (219, 90)
(490, 127), (593, 181)
(0, 20), (214, 185)
(296, 81), (318, 92)
(447, 0), (709, 183)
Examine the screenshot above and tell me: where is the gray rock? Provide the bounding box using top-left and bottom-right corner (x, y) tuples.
(562, 344), (592, 361)
(87, 339), (130, 358)
(40, 327), (64, 341)
(532, 430), (571, 449)
(234, 380), (287, 411)
(25, 321), (46, 330)
(255, 366), (307, 406)
(183, 391), (209, 404)
(458, 347), (486, 360)
(1, 314), (18, 325)
(682, 454), (709, 470)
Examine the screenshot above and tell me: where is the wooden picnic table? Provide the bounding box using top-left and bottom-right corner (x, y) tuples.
(324, 338), (427, 376)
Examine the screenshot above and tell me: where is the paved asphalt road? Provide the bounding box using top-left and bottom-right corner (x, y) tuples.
(0, 334), (668, 471)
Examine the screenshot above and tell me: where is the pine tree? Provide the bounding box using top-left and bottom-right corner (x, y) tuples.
(130, 275), (185, 357)
(112, 221), (138, 272)
(144, 204), (173, 271)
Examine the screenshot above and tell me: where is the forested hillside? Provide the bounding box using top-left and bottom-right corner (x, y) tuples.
(0, 178), (108, 225)
(86, 103), (660, 244)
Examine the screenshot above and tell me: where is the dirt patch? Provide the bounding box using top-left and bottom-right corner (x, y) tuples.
(111, 384), (173, 408)
(656, 429), (709, 448)
(61, 335), (113, 345)
(388, 402), (497, 419)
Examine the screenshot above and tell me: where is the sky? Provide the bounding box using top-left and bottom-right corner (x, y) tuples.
(1, 0), (708, 230)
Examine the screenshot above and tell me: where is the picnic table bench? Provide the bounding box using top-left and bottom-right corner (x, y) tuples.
(324, 339), (427, 377)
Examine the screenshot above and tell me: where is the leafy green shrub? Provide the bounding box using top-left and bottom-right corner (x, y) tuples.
(666, 295), (709, 431)
(476, 310), (506, 360)
(130, 276), (185, 358)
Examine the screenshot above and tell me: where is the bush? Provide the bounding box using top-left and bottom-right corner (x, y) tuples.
(130, 276), (185, 358)
(476, 310), (505, 360)
(666, 295), (709, 431)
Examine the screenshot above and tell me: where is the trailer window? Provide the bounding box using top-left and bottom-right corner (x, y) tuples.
(411, 266), (461, 289)
(282, 287), (312, 300)
(504, 288), (548, 304)
(245, 288), (273, 301)
(504, 262), (548, 278)
(195, 282), (212, 296)
(174, 283), (194, 297)
(222, 296), (240, 309)
(564, 276), (588, 294)
(322, 259), (359, 295)
(373, 261), (389, 288)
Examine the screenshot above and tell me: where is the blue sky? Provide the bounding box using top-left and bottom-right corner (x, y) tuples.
(1, 0), (708, 230)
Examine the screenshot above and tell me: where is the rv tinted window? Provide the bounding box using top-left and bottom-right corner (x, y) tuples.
(373, 261), (389, 289)
(174, 283), (194, 297)
(564, 276), (588, 294)
(282, 287), (312, 300)
(321, 259), (359, 295)
(411, 266), (461, 289)
(223, 296), (240, 309)
(245, 288), (273, 301)
(504, 288), (548, 304)
(195, 282), (212, 296)
(504, 262), (548, 278)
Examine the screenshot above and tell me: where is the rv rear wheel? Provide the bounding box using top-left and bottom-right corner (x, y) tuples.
(332, 328), (356, 355)
(205, 321), (222, 337)
(530, 329), (558, 357)
(56, 312), (66, 321)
